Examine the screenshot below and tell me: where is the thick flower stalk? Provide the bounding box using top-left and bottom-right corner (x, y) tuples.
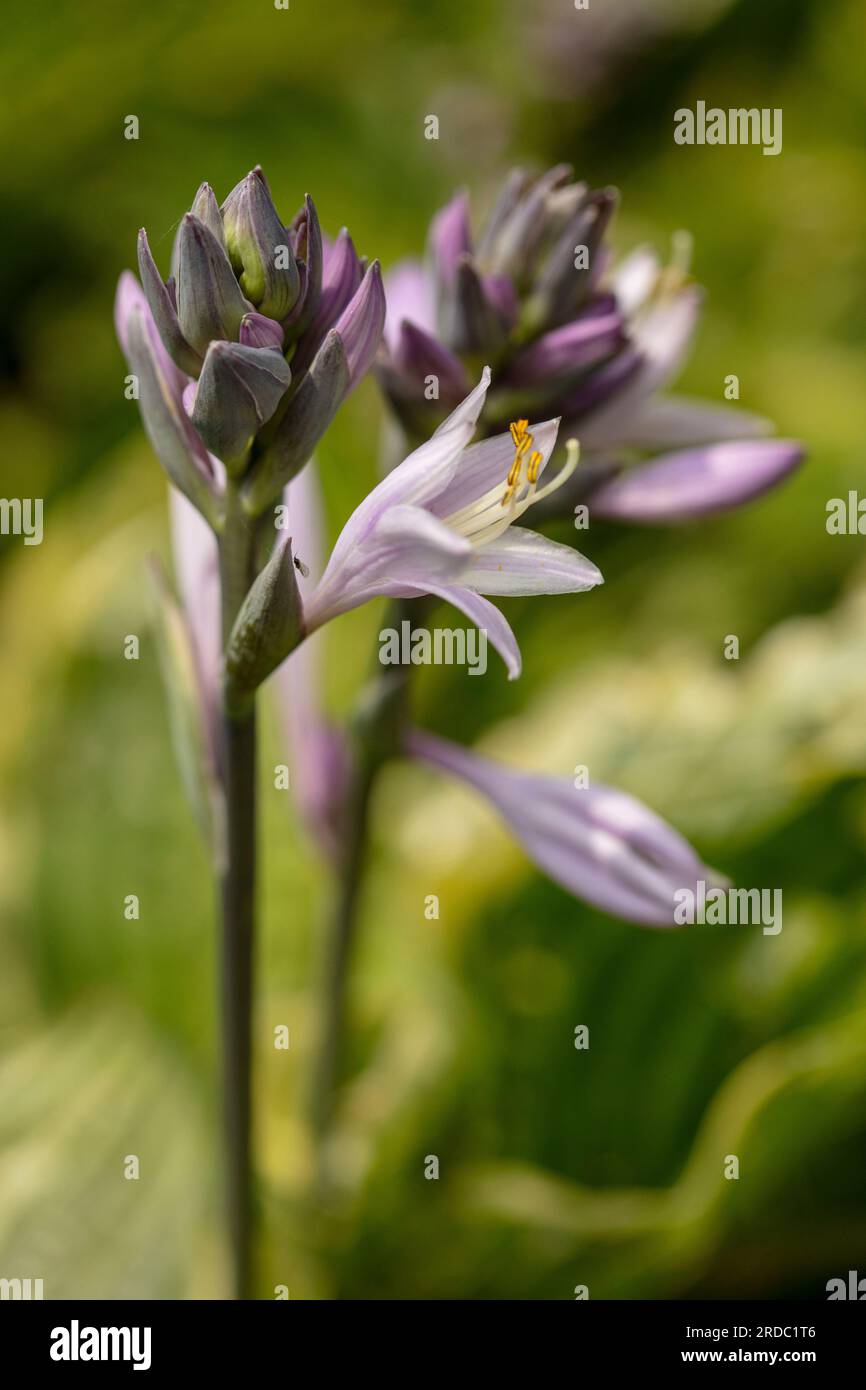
(378, 166), (803, 523)
(115, 168), (384, 1297)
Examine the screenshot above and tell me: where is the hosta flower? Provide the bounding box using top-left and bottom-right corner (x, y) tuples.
(165, 446), (717, 926)
(407, 730), (718, 927)
(116, 167), (385, 524)
(378, 166), (803, 524)
(303, 368), (602, 679)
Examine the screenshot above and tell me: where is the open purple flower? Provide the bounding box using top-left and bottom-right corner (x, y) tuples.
(303, 368), (603, 679)
(408, 730), (718, 927)
(377, 168), (803, 524)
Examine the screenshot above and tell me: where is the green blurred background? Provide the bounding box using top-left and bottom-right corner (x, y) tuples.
(2, 0), (866, 1299)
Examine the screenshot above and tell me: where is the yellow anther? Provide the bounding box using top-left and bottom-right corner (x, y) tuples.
(502, 419), (537, 506)
(527, 450), (543, 484)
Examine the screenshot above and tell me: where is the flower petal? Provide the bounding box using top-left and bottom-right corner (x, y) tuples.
(332, 260), (386, 390)
(611, 245), (660, 316)
(384, 258), (437, 348)
(408, 583), (522, 679)
(503, 309), (625, 386)
(115, 270), (183, 390)
(319, 367), (492, 582)
(362, 504), (473, 583)
(579, 285), (702, 448)
(459, 526), (603, 596)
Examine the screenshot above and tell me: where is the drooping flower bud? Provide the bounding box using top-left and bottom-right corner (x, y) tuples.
(190, 341), (290, 474)
(221, 167), (300, 322)
(175, 213), (249, 355)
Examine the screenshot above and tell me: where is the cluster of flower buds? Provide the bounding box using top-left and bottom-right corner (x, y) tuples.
(378, 165), (802, 524)
(116, 167), (385, 528)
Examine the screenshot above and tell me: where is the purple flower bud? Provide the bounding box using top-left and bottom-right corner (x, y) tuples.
(504, 305), (625, 387)
(289, 227), (364, 378)
(528, 188), (618, 328)
(429, 190), (471, 289)
(190, 341), (290, 473)
(190, 181), (226, 249)
(175, 213), (249, 355)
(221, 167), (300, 321)
(391, 319), (471, 402)
(480, 272), (519, 330)
(239, 311), (285, 350)
(137, 228), (202, 377)
(316, 228), (364, 336)
(474, 168), (534, 262)
(481, 163), (573, 280)
(283, 194), (323, 338)
(559, 344), (643, 420)
(244, 330), (351, 512)
(333, 260), (386, 390)
(439, 255), (507, 355)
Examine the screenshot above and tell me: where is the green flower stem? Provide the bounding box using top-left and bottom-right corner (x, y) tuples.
(217, 481), (259, 1298)
(310, 597), (421, 1178)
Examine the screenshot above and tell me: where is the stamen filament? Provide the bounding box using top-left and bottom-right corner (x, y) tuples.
(443, 437), (580, 546)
